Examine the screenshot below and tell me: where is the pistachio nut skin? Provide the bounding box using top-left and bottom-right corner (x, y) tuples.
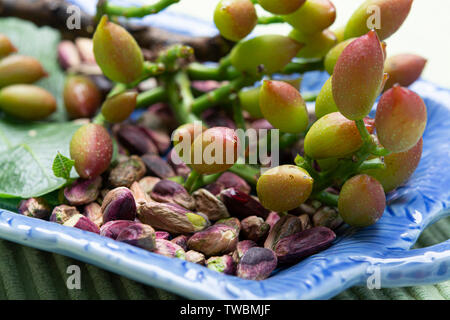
(230, 35), (302, 76)
(288, 29), (337, 60)
(274, 227), (336, 265)
(100, 220), (140, 239)
(185, 250), (206, 265)
(0, 55), (48, 88)
(215, 217), (241, 234)
(285, 0), (336, 35)
(70, 123), (113, 179)
(63, 75), (102, 119)
(375, 86), (427, 153)
(206, 255), (236, 275)
(363, 138), (422, 192)
(238, 86), (264, 119)
(0, 34), (17, 58)
(315, 76), (339, 119)
(155, 231), (171, 240)
(93, 16), (144, 84)
(101, 187), (137, 223)
(83, 202), (103, 228)
(220, 188), (270, 220)
(232, 240), (257, 264)
(338, 174), (386, 227)
(192, 188), (230, 221)
(213, 0), (257, 42)
(63, 213), (101, 234)
(150, 180), (196, 210)
(258, 0), (305, 15)
(264, 214), (304, 250)
(116, 223), (156, 251)
(257, 165), (313, 212)
(324, 38), (355, 75)
(171, 235), (189, 251)
(237, 247), (277, 280)
(50, 205), (80, 224)
(64, 176), (102, 206)
(240, 216), (270, 243)
(154, 239), (186, 259)
(137, 202), (209, 235)
(109, 156), (146, 188)
(116, 125), (158, 156)
(18, 198), (51, 220)
(138, 176), (161, 194)
(265, 212), (281, 232)
(187, 224), (238, 256)
(332, 30), (385, 120)
(0, 84), (56, 121)
(344, 0), (413, 41)
(383, 54), (427, 91)
(141, 154), (176, 179)
(101, 91), (137, 123)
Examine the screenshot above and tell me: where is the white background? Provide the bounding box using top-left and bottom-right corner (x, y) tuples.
(165, 0), (450, 88)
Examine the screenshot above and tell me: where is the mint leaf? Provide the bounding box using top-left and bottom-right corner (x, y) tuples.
(52, 152), (75, 180)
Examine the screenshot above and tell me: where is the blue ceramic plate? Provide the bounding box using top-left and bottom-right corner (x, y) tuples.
(0, 1), (450, 300)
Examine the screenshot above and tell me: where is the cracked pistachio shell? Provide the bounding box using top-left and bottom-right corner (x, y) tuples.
(237, 247), (277, 280)
(190, 127), (239, 175)
(185, 250), (206, 265)
(83, 202), (103, 227)
(289, 29), (337, 59)
(338, 174), (386, 227)
(109, 155), (146, 188)
(259, 80), (308, 134)
(238, 86), (264, 119)
(0, 34), (17, 58)
(0, 55), (48, 88)
(192, 188), (230, 221)
(285, 0), (336, 35)
(324, 38), (355, 75)
(384, 54), (427, 91)
(18, 198), (51, 220)
(363, 138), (422, 192)
(187, 224), (238, 256)
(214, 0), (257, 42)
(220, 188), (270, 220)
(101, 91), (137, 123)
(154, 239), (186, 259)
(215, 217), (241, 234)
(312, 206), (342, 229)
(50, 205), (80, 224)
(93, 15), (144, 83)
(101, 187), (137, 222)
(230, 35), (302, 76)
(100, 220), (139, 239)
(116, 125), (158, 156)
(232, 240), (257, 263)
(315, 76), (338, 119)
(258, 0), (305, 14)
(207, 255), (236, 275)
(156, 231), (171, 240)
(70, 123), (113, 179)
(375, 86), (427, 153)
(344, 0), (413, 41)
(304, 112), (365, 159)
(150, 179), (196, 210)
(257, 165), (313, 212)
(64, 176), (102, 206)
(332, 30), (385, 120)
(264, 214), (303, 249)
(63, 213), (100, 234)
(0, 84), (56, 121)
(241, 216), (270, 243)
(171, 235), (188, 251)
(64, 75), (101, 119)
(116, 223), (156, 251)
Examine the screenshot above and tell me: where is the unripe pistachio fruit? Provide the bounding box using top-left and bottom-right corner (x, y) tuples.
(93, 15), (144, 84)
(230, 35), (302, 76)
(284, 0), (336, 35)
(258, 0), (305, 15)
(344, 0), (413, 41)
(363, 138), (422, 192)
(332, 30), (385, 120)
(214, 0), (257, 42)
(338, 174), (386, 227)
(289, 29), (337, 59)
(0, 55), (48, 88)
(238, 86), (264, 119)
(64, 75), (102, 119)
(375, 86), (427, 153)
(259, 80), (308, 134)
(0, 34), (17, 58)
(70, 123), (113, 179)
(257, 165), (313, 212)
(101, 91), (137, 123)
(0, 84), (56, 121)
(315, 76), (338, 119)
(384, 54), (427, 91)
(323, 38), (355, 75)
(190, 127), (239, 175)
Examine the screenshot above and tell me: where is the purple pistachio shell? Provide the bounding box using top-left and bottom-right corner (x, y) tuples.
(100, 220), (139, 239)
(150, 180), (195, 210)
(241, 216), (270, 243)
(264, 214), (303, 250)
(18, 198), (51, 220)
(101, 187), (137, 222)
(63, 214), (100, 234)
(220, 188), (270, 220)
(215, 217), (241, 234)
(153, 239), (186, 259)
(64, 176), (102, 206)
(50, 205), (80, 224)
(232, 240), (258, 264)
(116, 223), (156, 251)
(171, 235), (188, 251)
(274, 226), (336, 265)
(205, 172), (251, 195)
(206, 255), (236, 275)
(83, 202), (103, 227)
(192, 188), (230, 221)
(185, 250), (206, 265)
(155, 231), (171, 240)
(187, 224), (238, 256)
(141, 154), (175, 179)
(108, 155), (146, 188)
(116, 124), (158, 155)
(237, 247), (277, 280)
(265, 212), (280, 231)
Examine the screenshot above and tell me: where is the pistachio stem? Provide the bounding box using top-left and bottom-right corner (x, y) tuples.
(187, 63), (240, 81)
(301, 92), (319, 102)
(312, 191), (339, 207)
(257, 15), (285, 25)
(184, 169), (201, 193)
(191, 172), (223, 191)
(167, 71), (201, 124)
(136, 87), (167, 109)
(158, 45), (194, 72)
(228, 163), (260, 186)
(101, 0), (180, 18)
(232, 97), (246, 130)
(357, 158), (386, 172)
(281, 59), (324, 74)
(355, 119), (372, 144)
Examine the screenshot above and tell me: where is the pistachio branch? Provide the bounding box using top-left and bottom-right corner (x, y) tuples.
(166, 71), (201, 124)
(97, 0), (180, 19)
(312, 191), (339, 207)
(136, 87), (167, 109)
(257, 15), (285, 25)
(281, 59), (324, 74)
(184, 170), (201, 193)
(228, 163), (260, 186)
(157, 44), (194, 73)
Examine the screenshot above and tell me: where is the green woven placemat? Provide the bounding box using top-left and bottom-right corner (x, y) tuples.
(0, 217), (449, 300)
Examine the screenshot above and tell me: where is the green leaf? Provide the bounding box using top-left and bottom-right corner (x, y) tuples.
(0, 18), (68, 122)
(0, 117), (81, 198)
(52, 152), (75, 180)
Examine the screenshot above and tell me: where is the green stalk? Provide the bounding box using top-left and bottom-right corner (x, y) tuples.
(257, 15), (285, 24)
(191, 172), (223, 191)
(166, 71), (201, 124)
(232, 98), (246, 131)
(184, 170), (201, 193)
(228, 163), (260, 186)
(102, 0), (180, 18)
(357, 158), (386, 172)
(282, 59), (324, 74)
(136, 87), (167, 109)
(312, 191), (339, 207)
(302, 92), (319, 102)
